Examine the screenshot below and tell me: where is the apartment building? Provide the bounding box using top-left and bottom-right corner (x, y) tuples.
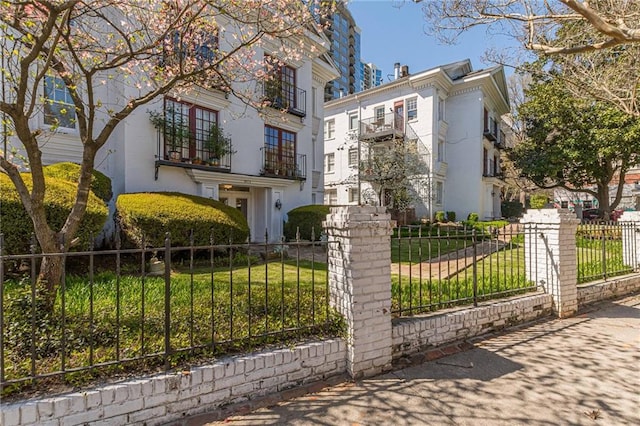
(323, 59), (509, 221)
(321, 0), (362, 101)
(6, 9), (338, 243)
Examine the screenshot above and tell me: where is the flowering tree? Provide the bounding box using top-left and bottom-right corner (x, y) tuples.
(0, 0), (327, 298)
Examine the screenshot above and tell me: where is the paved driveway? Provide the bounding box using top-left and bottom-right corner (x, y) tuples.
(194, 295), (640, 426)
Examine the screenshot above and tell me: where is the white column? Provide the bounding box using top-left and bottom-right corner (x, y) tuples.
(619, 211), (640, 271)
(324, 206), (395, 378)
(521, 209), (580, 318)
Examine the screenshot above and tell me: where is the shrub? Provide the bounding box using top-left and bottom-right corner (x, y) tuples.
(284, 204), (330, 241)
(446, 211), (456, 222)
(529, 194), (549, 209)
(435, 211), (446, 222)
(467, 212), (479, 222)
(501, 200), (524, 218)
(0, 173), (109, 255)
(43, 162), (113, 203)
(116, 192), (249, 247)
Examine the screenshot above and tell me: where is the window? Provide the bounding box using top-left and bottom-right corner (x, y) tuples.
(406, 97), (417, 121)
(324, 189), (338, 205)
(374, 106), (385, 123)
(438, 97), (445, 121)
(324, 119), (335, 139)
(348, 148), (358, 167)
(493, 154), (499, 175)
(348, 187), (359, 203)
(264, 125), (296, 175)
(44, 76), (76, 129)
(435, 181), (443, 205)
(437, 139), (445, 162)
(483, 148), (488, 176)
(265, 55), (297, 112)
(325, 153), (335, 173)
(348, 113), (358, 131)
(161, 99), (219, 160)
(483, 107), (489, 132)
(561, 201), (569, 208)
(165, 29), (219, 67)
(583, 200), (593, 209)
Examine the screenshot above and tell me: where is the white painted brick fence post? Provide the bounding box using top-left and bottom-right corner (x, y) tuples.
(323, 206), (395, 379)
(521, 209), (581, 318)
(619, 211), (640, 270)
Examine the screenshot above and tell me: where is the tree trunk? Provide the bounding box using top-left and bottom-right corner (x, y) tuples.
(38, 254), (65, 309)
(596, 184), (611, 220)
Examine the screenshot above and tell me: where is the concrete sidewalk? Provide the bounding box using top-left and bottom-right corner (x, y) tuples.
(196, 295), (640, 426)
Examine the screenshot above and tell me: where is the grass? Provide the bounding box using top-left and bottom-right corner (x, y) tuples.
(391, 234), (471, 263)
(1, 259), (342, 397)
(391, 243), (536, 316)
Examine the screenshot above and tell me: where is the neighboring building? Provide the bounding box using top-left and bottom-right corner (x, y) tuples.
(360, 62), (383, 91)
(324, 59), (510, 221)
(322, 1), (361, 101)
(554, 165), (640, 212)
(9, 20), (338, 243)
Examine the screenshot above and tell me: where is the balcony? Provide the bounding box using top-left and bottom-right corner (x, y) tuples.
(263, 82), (306, 118)
(359, 112), (404, 141)
(154, 128), (232, 179)
(260, 146), (306, 180)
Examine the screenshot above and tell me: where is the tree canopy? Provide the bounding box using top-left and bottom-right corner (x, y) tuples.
(0, 0), (327, 295)
(421, 0), (640, 54)
(509, 74), (640, 217)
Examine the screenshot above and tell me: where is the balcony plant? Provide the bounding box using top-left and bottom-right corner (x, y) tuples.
(204, 123), (232, 165)
(149, 109), (191, 161)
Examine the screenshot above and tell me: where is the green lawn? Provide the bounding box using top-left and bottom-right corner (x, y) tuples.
(391, 244), (535, 316)
(2, 259), (341, 394)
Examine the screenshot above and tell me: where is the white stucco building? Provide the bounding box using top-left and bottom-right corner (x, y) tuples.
(5, 20), (338, 243)
(323, 60), (509, 221)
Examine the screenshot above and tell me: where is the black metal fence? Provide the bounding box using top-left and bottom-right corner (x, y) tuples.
(577, 220), (637, 283)
(391, 224), (541, 317)
(0, 231), (336, 392)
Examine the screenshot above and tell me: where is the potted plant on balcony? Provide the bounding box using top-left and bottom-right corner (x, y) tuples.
(149, 109), (190, 161)
(205, 123), (232, 166)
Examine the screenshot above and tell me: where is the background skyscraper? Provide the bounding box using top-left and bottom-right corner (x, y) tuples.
(322, 1), (362, 101)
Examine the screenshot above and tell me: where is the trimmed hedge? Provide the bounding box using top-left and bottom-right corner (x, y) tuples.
(44, 162), (113, 203)
(116, 192), (249, 247)
(0, 173), (109, 254)
(284, 204), (330, 241)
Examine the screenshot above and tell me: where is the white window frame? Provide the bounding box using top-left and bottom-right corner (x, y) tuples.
(406, 97), (417, 121)
(437, 139), (445, 162)
(348, 148), (358, 167)
(324, 119), (335, 140)
(325, 153), (335, 173)
(348, 113), (358, 131)
(435, 181), (443, 205)
(324, 189), (338, 205)
(43, 75), (77, 130)
(374, 106), (385, 123)
(348, 187), (359, 203)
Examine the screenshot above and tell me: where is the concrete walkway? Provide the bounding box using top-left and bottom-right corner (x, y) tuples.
(198, 295), (640, 426)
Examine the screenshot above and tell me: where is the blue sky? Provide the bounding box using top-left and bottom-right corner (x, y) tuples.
(348, 0), (517, 81)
